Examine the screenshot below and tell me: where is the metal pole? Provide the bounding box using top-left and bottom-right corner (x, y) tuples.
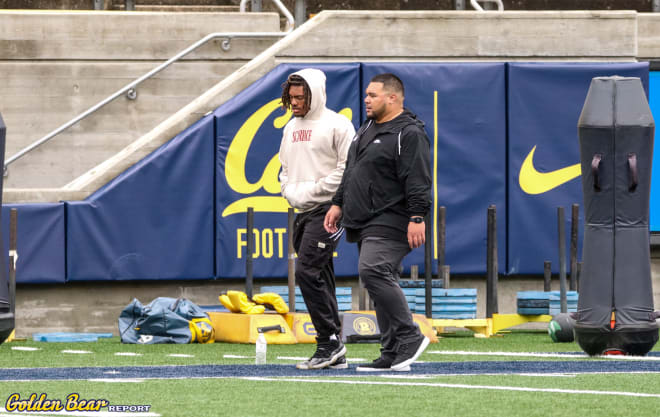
(455, 0), (466, 10)
(287, 208), (295, 312)
(125, 0), (135, 11)
(654, 0), (660, 12)
(437, 206), (446, 280)
(557, 207), (567, 313)
(251, 0), (262, 12)
(543, 261), (551, 292)
(424, 214), (432, 319)
(9, 209), (17, 315)
(486, 205), (498, 318)
(93, 0), (103, 10)
(577, 261), (583, 292)
(246, 208), (254, 298)
(570, 204), (579, 291)
(441, 265), (450, 289)
(295, 0), (306, 28)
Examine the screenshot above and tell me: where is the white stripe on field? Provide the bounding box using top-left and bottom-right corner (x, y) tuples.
(114, 352), (141, 357)
(277, 356), (367, 362)
(224, 354), (253, 359)
(167, 354), (194, 358)
(427, 350), (660, 361)
(0, 409), (159, 417)
(242, 377), (660, 398)
(60, 350), (92, 354)
(11, 347), (40, 351)
(88, 378), (145, 383)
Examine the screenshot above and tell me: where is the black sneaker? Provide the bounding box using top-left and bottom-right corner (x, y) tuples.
(296, 339), (346, 370)
(391, 335), (429, 371)
(329, 355), (348, 370)
(356, 357), (401, 372)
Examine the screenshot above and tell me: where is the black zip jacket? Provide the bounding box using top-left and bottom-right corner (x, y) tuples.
(332, 109), (432, 238)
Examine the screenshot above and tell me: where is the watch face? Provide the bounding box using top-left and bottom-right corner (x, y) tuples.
(411, 217), (423, 223)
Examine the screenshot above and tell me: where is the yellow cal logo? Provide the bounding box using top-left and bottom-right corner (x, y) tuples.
(222, 98), (352, 217)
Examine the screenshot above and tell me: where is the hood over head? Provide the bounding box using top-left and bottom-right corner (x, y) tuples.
(291, 68), (327, 119)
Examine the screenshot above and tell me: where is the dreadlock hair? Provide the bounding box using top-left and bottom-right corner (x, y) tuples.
(281, 74), (312, 113)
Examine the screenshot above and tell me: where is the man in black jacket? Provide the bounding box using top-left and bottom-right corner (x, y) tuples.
(324, 73), (431, 372)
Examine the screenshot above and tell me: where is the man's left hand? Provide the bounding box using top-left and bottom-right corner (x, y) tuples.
(407, 220), (425, 249)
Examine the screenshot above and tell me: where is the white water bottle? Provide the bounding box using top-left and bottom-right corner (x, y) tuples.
(255, 332), (267, 365)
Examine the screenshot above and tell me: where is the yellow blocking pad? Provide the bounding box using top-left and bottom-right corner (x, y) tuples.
(208, 312), (297, 344)
(283, 313), (317, 344)
(491, 313), (552, 335)
(7, 330), (15, 342)
(346, 311), (438, 343)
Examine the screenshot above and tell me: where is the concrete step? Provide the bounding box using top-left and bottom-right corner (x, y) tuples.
(122, 5), (240, 12)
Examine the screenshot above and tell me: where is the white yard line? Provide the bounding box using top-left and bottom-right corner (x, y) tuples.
(59, 350), (92, 354)
(114, 352), (142, 357)
(276, 356), (367, 362)
(11, 347), (40, 351)
(427, 350), (660, 361)
(166, 354), (194, 358)
(242, 377), (660, 398)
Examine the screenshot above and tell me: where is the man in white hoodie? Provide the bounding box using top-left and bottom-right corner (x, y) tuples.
(279, 69), (355, 370)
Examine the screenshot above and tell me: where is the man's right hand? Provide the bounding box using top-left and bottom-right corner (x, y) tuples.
(324, 205), (342, 233)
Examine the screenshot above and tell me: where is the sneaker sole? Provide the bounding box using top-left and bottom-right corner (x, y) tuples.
(356, 366), (392, 372)
(329, 362), (348, 370)
(309, 345), (347, 370)
(390, 336), (430, 372)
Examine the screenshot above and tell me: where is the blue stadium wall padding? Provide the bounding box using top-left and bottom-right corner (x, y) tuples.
(648, 71), (660, 231)
(66, 115), (215, 281)
(507, 62), (649, 275)
(215, 63), (360, 278)
(361, 63), (507, 275)
(2, 204), (65, 284)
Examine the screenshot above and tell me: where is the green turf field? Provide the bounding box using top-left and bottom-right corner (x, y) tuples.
(0, 331), (659, 417)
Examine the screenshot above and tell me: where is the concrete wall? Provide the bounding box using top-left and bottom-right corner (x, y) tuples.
(5, 10), (660, 337)
(0, 11), (280, 188)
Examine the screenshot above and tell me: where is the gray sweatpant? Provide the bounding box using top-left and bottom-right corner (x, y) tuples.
(358, 237), (422, 359)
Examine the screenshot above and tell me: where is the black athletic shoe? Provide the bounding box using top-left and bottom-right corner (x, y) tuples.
(296, 339), (346, 370)
(356, 357), (404, 372)
(391, 335), (429, 372)
(329, 354), (348, 369)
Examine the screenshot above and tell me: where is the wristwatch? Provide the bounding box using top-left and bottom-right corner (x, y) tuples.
(409, 217), (424, 224)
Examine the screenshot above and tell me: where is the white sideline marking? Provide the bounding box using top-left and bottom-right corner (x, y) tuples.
(60, 350), (92, 354)
(167, 354), (194, 358)
(11, 347), (40, 351)
(88, 378), (145, 383)
(243, 377), (660, 398)
(114, 352), (142, 356)
(277, 356), (367, 362)
(0, 409), (159, 417)
(224, 354), (253, 359)
(427, 350), (660, 361)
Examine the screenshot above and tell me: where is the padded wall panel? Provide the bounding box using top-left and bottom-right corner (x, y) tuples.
(0, 204), (64, 284)
(215, 63), (360, 278)
(66, 116), (215, 281)
(361, 63), (507, 274)
(507, 63), (648, 274)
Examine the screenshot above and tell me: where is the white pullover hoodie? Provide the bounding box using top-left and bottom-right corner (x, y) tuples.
(279, 69), (355, 212)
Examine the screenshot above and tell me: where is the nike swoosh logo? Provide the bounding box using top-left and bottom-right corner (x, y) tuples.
(519, 146), (581, 195)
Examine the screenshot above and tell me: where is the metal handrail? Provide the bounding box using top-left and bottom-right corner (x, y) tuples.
(4, 0), (294, 173)
(470, 0), (504, 11)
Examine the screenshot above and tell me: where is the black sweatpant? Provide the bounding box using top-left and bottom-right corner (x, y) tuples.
(358, 237), (421, 359)
(293, 204), (342, 340)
